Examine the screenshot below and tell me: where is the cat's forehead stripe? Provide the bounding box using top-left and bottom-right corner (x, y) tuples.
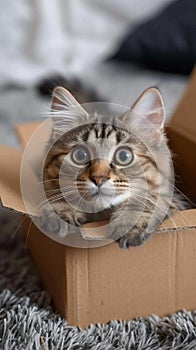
(85, 124), (119, 142)
(101, 123), (107, 139)
(81, 129), (90, 141)
(81, 123), (126, 144)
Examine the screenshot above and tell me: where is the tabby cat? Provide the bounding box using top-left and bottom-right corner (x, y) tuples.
(41, 86), (183, 248)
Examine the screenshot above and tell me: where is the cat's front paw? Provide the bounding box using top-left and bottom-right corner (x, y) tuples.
(59, 209), (87, 226)
(109, 215), (152, 248)
(39, 207), (68, 237)
(118, 220), (153, 248)
(39, 205), (86, 237)
(40, 214), (61, 235)
(118, 229), (150, 249)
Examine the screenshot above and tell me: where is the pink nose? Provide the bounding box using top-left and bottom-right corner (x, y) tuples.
(90, 176), (108, 186)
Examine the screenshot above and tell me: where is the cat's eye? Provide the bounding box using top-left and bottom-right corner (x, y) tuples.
(113, 146), (134, 166)
(70, 146), (91, 165)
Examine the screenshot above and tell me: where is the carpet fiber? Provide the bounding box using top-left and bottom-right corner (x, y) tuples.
(1, 207), (196, 349)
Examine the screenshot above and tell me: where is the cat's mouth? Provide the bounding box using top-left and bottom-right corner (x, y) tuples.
(83, 182), (130, 206)
(57, 180), (129, 213)
(85, 186), (130, 212)
(87, 181), (115, 198)
(90, 188), (111, 199)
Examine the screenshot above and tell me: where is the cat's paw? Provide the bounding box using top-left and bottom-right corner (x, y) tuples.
(60, 209), (87, 226)
(109, 215), (152, 248)
(118, 229), (150, 249)
(39, 207), (68, 237)
(40, 213), (61, 234)
(39, 206), (86, 237)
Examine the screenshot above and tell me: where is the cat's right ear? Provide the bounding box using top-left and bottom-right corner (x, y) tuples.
(51, 86), (89, 138)
(131, 87), (165, 130)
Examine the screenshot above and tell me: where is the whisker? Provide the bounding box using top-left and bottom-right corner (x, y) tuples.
(36, 173), (194, 231)
(38, 179), (60, 184)
(161, 178), (195, 207)
(25, 219), (33, 251)
(11, 215), (27, 239)
(130, 191), (179, 229)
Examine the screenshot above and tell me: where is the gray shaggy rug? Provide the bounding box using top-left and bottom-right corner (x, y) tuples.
(1, 207), (196, 350)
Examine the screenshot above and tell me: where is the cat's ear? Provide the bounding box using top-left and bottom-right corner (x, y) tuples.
(51, 86), (87, 114)
(132, 87), (165, 130)
(51, 86), (89, 138)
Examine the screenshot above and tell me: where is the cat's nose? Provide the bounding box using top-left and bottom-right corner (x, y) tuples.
(90, 176), (108, 187)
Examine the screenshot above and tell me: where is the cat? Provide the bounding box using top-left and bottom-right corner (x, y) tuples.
(41, 86), (184, 248)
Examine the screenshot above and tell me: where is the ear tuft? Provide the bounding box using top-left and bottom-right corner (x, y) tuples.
(51, 86), (86, 114)
(50, 86), (88, 138)
(132, 87), (165, 129)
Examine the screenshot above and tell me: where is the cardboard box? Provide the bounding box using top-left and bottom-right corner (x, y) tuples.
(0, 70), (196, 328)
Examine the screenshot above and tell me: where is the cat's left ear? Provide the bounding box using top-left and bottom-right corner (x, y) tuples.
(132, 87), (165, 130)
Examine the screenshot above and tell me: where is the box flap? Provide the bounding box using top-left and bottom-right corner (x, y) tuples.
(168, 67), (196, 143)
(82, 209), (196, 239)
(166, 68), (196, 201)
(0, 143), (44, 215)
(18, 119), (53, 217)
(158, 208), (196, 231)
(166, 128), (196, 201)
(0, 145), (27, 213)
(15, 121), (44, 148)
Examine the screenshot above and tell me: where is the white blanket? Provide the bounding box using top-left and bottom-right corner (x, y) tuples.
(0, 0), (174, 86)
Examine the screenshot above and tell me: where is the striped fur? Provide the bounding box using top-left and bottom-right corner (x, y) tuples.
(42, 87), (184, 248)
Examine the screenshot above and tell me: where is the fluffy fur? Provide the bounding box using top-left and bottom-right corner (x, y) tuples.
(41, 86), (183, 248)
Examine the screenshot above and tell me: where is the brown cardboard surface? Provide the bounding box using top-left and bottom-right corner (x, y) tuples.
(0, 144), (42, 216)
(0, 69), (196, 328)
(0, 145), (26, 213)
(168, 67), (196, 144)
(15, 121), (44, 148)
(166, 128), (196, 202)
(166, 68), (196, 202)
(26, 217), (196, 328)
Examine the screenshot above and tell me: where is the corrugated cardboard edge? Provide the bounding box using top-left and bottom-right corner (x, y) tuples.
(157, 209), (196, 232)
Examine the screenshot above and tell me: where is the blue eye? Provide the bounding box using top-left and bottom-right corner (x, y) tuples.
(113, 146), (134, 166)
(71, 146), (90, 165)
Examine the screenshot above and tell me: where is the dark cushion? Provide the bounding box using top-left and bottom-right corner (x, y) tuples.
(111, 0), (196, 74)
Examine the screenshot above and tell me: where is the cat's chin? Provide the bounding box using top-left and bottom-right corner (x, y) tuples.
(86, 193), (113, 212)
(110, 192), (130, 206)
(84, 191), (130, 213)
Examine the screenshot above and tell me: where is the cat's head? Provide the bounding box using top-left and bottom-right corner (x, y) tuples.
(44, 86), (171, 214)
